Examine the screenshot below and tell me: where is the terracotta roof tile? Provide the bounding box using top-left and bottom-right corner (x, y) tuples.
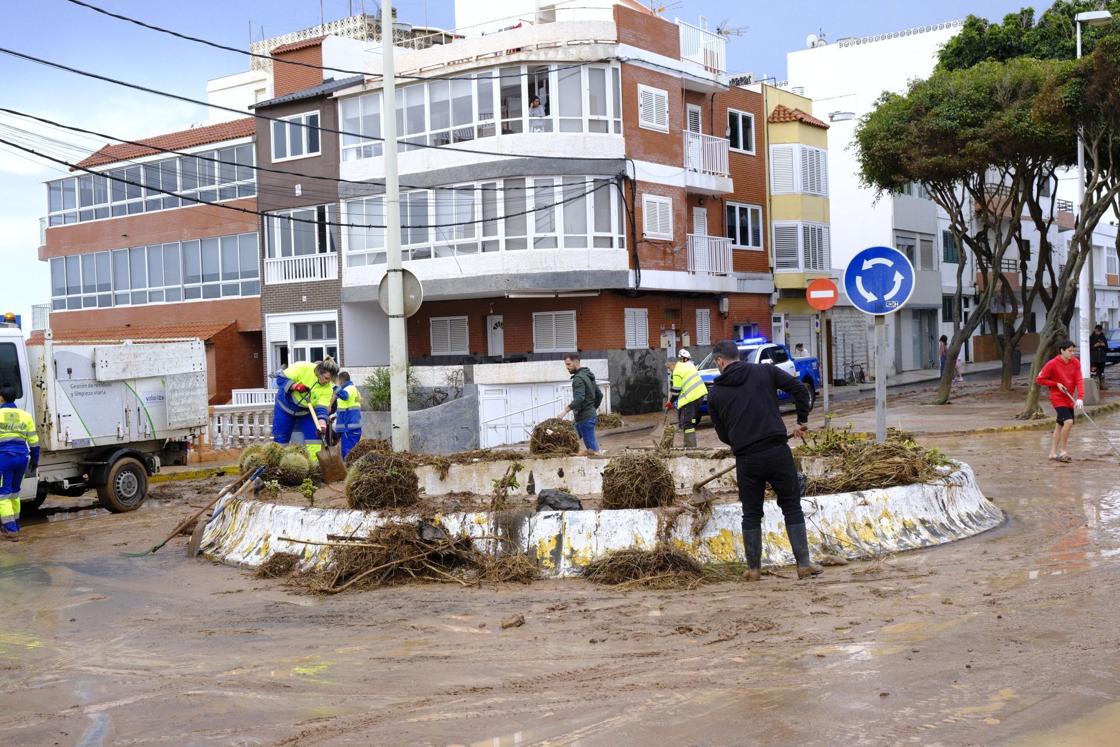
(75, 118), (256, 170)
(271, 35), (327, 55)
(768, 104), (829, 129)
(30, 321), (234, 345)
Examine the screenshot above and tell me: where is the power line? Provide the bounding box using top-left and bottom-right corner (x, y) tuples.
(63, 0), (605, 84)
(3, 135), (619, 231)
(0, 107), (565, 194)
(0, 46), (623, 163)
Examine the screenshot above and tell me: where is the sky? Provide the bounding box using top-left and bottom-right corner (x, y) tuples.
(1, 0), (1053, 328)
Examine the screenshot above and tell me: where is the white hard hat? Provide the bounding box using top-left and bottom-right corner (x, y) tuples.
(678, 349), (691, 360)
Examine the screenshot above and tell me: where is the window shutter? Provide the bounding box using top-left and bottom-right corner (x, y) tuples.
(773, 224), (800, 269)
(430, 318), (450, 354)
(555, 311), (577, 350)
(770, 145), (795, 194)
(696, 309), (711, 346)
(625, 308), (648, 349)
(819, 149), (828, 196)
(687, 107), (701, 133)
(639, 85), (668, 131)
(821, 225), (831, 269)
(642, 195), (672, 239)
(533, 314), (554, 352)
(449, 317), (469, 354)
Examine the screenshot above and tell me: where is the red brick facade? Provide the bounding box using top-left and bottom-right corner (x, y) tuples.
(405, 292), (771, 359)
(614, 4), (680, 59)
(272, 42), (325, 98)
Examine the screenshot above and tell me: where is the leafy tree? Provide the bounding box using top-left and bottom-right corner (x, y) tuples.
(856, 59), (1068, 404)
(939, 1), (1120, 70)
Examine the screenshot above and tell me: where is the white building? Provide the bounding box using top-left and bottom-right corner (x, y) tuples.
(786, 21), (966, 374)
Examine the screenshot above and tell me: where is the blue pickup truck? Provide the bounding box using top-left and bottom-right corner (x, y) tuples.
(695, 338), (822, 413)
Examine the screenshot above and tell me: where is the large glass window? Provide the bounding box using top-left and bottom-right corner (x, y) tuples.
(726, 202), (763, 249)
(343, 176), (624, 266)
(265, 205), (338, 258)
(272, 111), (321, 162)
(728, 110), (755, 154)
(49, 233), (259, 311)
(47, 145), (255, 226)
(336, 63), (623, 161)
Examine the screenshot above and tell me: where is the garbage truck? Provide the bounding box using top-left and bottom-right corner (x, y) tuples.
(0, 313), (209, 512)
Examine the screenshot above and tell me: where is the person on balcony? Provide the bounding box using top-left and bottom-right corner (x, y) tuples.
(331, 371), (363, 460)
(272, 358), (338, 461)
(529, 97), (547, 132)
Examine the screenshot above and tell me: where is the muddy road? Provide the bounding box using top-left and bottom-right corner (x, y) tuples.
(2, 421), (1120, 746)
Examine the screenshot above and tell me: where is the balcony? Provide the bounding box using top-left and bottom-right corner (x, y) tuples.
(1055, 198), (1076, 230)
(678, 21), (727, 74)
(687, 234), (732, 276)
(264, 253), (338, 284)
(683, 132), (733, 194)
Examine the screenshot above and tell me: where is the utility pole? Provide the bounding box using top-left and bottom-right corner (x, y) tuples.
(382, 0), (410, 450)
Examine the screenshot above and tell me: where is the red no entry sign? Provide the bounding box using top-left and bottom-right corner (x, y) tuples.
(806, 278), (839, 311)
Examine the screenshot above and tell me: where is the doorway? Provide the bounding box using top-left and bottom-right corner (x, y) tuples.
(487, 314), (504, 358)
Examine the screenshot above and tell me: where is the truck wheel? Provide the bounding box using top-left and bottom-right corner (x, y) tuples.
(805, 382), (817, 410)
(97, 457), (149, 513)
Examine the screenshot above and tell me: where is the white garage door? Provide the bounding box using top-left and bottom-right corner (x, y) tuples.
(478, 381), (612, 448)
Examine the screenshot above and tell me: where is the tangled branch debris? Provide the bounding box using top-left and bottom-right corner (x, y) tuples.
(597, 412), (624, 429)
(530, 418), (581, 455)
(582, 546), (747, 589)
(795, 427), (952, 495)
(601, 451), (676, 509)
(657, 424), (677, 453)
(345, 452), (421, 510)
(256, 552), (301, 579)
(308, 522), (538, 593)
(343, 438), (392, 466)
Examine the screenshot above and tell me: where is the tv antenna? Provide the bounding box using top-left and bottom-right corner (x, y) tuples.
(716, 19), (748, 38)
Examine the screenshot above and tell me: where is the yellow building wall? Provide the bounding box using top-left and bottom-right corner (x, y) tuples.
(771, 194), (830, 223)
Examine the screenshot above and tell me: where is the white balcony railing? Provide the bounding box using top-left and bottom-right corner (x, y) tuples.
(678, 20), (727, 74)
(231, 388), (273, 405)
(31, 304), (51, 331)
(684, 132), (730, 178)
(687, 234), (733, 276)
(207, 404), (273, 450)
(264, 253), (338, 284)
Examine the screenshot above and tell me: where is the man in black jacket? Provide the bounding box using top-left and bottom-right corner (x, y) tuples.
(707, 339), (822, 581)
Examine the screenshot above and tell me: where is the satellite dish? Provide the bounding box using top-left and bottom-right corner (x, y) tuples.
(378, 268), (424, 318)
(806, 33), (819, 48)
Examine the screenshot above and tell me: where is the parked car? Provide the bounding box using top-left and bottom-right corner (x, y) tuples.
(1107, 328), (1120, 365)
(695, 338), (821, 414)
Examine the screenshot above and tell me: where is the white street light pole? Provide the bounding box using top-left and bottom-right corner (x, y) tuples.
(1075, 10), (1111, 396)
(382, 1), (410, 450)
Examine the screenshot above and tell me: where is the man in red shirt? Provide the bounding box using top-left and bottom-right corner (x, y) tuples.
(1036, 339), (1085, 463)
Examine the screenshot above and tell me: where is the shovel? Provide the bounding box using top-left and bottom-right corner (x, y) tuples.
(687, 432), (803, 505)
(308, 400), (348, 483)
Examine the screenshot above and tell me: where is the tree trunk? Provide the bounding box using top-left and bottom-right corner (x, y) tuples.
(1000, 337), (1016, 391)
(1019, 323), (1061, 419)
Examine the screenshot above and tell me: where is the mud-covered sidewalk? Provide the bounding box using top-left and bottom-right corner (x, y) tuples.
(1, 394), (1120, 745)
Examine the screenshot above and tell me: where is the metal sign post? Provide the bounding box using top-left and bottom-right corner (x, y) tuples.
(843, 247), (916, 442)
(806, 278), (839, 421)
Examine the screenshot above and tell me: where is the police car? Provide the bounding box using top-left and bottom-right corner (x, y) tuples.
(695, 337), (821, 412)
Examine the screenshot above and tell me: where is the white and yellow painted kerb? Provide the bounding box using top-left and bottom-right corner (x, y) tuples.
(199, 457), (1003, 575)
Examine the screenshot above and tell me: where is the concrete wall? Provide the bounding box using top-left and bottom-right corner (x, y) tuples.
(360, 384), (480, 452)
(200, 461), (1003, 576)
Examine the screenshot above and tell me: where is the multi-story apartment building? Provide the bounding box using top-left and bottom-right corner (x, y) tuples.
(247, 0), (774, 402)
(38, 120), (264, 404)
(787, 22), (965, 375)
(761, 85), (832, 360)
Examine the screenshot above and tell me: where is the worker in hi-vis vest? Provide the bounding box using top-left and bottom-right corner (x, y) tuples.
(0, 385), (39, 541)
(331, 371), (363, 460)
(273, 358), (339, 460)
(666, 349), (708, 448)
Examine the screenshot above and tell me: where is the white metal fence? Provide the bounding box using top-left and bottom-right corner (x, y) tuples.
(684, 132), (730, 177)
(678, 21), (727, 73)
(231, 388), (273, 405)
(264, 253), (338, 284)
(687, 234), (733, 276)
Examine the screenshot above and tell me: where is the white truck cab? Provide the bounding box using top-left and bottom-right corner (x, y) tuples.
(0, 316), (209, 512)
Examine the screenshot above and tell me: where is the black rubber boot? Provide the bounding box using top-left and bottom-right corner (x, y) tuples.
(684, 431), (698, 448)
(742, 527), (762, 582)
(786, 522), (823, 579)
